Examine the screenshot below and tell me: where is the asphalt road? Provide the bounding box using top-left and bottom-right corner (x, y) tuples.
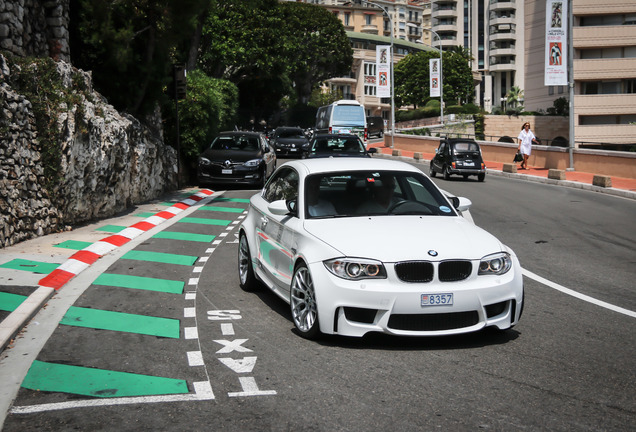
(1, 157), (634, 431)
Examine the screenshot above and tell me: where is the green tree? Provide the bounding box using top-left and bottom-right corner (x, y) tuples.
(69, 0), (207, 116)
(394, 50), (438, 108)
(442, 46), (475, 105)
(394, 46), (474, 108)
(196, 0), (352, 125)
(506, 85), (525, 112)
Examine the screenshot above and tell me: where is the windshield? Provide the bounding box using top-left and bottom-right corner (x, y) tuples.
(332, 105), (365, 127)
(210, 135), (259, 151)
(452, 142), (480, 153)
(305, 170), (456, 218)
(276, 129), (304, 139)
(310, 136), (365, 154)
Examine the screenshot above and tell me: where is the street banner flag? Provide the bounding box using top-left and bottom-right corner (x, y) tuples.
(376, 46), (391, 98)
(545, 0), (567, 86)
(430, 58), (440, 97)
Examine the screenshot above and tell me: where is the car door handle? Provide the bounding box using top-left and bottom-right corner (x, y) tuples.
(260, 217), (268, 228)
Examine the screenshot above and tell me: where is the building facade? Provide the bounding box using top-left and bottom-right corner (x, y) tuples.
(524, 0), (636, 147)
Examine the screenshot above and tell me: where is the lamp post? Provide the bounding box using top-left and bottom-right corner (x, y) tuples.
(422, 28), (444, 125)
(347, 0), (395, 147)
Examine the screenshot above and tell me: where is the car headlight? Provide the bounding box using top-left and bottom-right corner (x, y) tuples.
(198, 157), (211, 167)
(244, 159), (260, 167)
(478, 252), (512, 276)
(324, 258), (386, 280)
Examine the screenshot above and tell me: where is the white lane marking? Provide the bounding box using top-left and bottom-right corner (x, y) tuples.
(523, 269), (636, 318)
(187, 351), (204, 366)
(220, 323), (235, 336)
(10, 381), (215, 414)
(228, 377), (276, 397)
(184, 327), (198, 339)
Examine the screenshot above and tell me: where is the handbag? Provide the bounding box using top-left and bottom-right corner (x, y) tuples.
(513, 151), (523, 162)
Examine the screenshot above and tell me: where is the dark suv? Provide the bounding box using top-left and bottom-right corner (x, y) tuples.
(366, 116), (384, 138)
(429, 138), (486, 182)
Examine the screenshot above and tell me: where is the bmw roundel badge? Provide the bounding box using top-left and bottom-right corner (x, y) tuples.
(428, 250), (438, 257)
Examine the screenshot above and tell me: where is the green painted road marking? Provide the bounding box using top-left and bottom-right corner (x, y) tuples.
(215, 197), (250, 203)
(0, 292), (27, 312)
(94, 273), (184, 294)
(152, 231), (215, 243)
(199, 205), (245, 213)
(135, 212), (155, 218)
(54, 240), (92, 250)
(179, 217), (231, 226)
(60, 306), (180, 338)
(0, 259), (59, 274)
(96, 225), (125, 233)
(122, 250), (197, 266)
(22, 360), (188, 398)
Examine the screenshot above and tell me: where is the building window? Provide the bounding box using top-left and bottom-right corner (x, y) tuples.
(365, 14), (373, 25)
(364, 85), (377, 96)
(344, 13), (350, 26)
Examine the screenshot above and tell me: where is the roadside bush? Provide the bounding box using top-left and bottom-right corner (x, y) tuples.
(163, 70), (238, 179)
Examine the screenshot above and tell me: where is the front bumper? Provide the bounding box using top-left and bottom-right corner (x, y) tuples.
(198, 168), (263, 185)
(309, 260), (523, 337)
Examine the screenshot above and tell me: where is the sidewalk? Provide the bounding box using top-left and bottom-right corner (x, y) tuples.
(369, 144), (636, 199)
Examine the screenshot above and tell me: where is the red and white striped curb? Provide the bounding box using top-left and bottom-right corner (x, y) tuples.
(38, 189), (214, 290)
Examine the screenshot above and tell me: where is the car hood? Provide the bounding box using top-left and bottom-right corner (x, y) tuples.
(303, 216), (504, 262)
(200, 149), (261, 162)
(275, 137), (307, 145)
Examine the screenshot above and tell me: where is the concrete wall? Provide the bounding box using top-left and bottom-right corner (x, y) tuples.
(483, 115), (570, 145)
(384, 133), (636, 179)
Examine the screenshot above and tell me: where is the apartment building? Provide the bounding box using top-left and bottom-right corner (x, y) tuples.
(299, 0), (433, 121)
(524, 0), (636, 147)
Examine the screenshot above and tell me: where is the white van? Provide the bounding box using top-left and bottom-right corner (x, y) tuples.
(315, 100), (367, 144)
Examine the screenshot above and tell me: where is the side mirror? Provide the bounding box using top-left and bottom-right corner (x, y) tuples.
(450, 196), (472, 212)
(268, 200), (289, 216)
(367, 147), (377, 154)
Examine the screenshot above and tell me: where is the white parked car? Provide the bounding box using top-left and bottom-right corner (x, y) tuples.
(238, 158), (524, 339)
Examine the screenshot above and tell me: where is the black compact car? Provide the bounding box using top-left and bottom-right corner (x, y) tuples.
(429, 138), (486, 182)
(270, 126), (309, 157)
(197, 131), (276, 187)
(366, 116), (385, 138)
(303, 134), (377, 159)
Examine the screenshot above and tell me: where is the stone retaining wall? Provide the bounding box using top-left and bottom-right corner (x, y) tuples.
(0, 55), (177, 248)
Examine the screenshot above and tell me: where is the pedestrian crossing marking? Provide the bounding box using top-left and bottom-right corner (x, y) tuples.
(93, 273), (184, 294)
(60, 306), (180, 338)
(21, 360), (188, 398)
(121, 250), (198, 266)
(0, 259), (60, 274)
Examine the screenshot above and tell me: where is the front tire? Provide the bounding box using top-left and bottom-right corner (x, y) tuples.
(429, 163), (436, 178)
(238, 233), (258, 292)
(290, 264), (320, 339)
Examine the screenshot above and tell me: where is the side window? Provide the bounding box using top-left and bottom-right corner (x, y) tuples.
(263, 167), (299, 203)
(438, 143), (445, 155)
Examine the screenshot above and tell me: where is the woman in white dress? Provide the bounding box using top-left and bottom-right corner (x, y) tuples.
(517, 122), (538, 170)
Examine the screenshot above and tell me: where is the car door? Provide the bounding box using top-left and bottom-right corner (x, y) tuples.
(256, 167), (299, 294)
(432, 141), (446, 172)
(260, 135), (276, 178)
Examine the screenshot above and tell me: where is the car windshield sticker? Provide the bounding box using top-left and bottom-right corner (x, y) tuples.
(439, 206), (451, 213)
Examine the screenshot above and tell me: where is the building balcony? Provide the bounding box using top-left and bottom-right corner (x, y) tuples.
(489, 31), (517, 42)
(490, 47), (517, 57)
(574, 58), (636, 81)
(328, 76), (357, 85)
(489, 60), (516, 72)
(432, 8), (457, 19)
(361, 24), (379, 35)
(574, 25), (636, 49)
(573, 0), (636, 16)
(576, 94), (636, 116)
(489, 16), (516, 27)
(434, 24), (458, 33)
(489, 0), (516, 12)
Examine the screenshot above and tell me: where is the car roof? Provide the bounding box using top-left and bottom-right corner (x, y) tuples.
(275, 126), (303, 131)
(445, 138), (478, 144)
(281, 157), (421, 177)
(311, 134), (361, 140)
(218, 131), (263, 138)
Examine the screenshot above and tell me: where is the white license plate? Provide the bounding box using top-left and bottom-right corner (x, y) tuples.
(421, 293), (453, 306)
(464, 161), (474, 167)
(336, 128), (351, 134)
(221, 169), (232, 174)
